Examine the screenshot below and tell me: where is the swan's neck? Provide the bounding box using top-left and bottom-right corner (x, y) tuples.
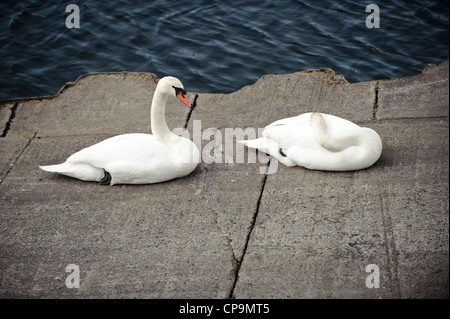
(313, 117), (381, 155)
(151, 90), (172, 142)
(316, 128), (359, 152)
(311, 113), (359, 152)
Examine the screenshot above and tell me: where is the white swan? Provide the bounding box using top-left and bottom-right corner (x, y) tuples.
(40, 76), (200, 185)
(238, 112), (382, 171)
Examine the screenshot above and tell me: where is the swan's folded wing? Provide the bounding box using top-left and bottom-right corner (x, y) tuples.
(66, 133), (169, 168)
(104, 159), (176, 185)
(265, 113), (312, 130)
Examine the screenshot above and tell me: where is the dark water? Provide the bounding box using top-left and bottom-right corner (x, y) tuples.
(0, 0), (448, 100)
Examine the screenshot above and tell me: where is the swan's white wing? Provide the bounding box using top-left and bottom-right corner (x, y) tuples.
(262, 114), (317, 151)
(263, 113), (360, 149)
(67, 133), (169, 168)
(265, 113), (312, 130)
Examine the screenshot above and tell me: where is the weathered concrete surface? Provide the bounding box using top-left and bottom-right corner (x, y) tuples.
(377, 61), (449, 119)
(0, 59), (448, 298)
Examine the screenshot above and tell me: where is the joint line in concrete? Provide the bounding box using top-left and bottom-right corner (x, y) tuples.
(372, 81), (380, 120)
(1, 102), (19, 137)
(228, 160), (269, 298)
(184, 94), (198, 129)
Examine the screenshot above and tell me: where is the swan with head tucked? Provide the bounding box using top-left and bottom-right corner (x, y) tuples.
(238, 112), (382, 171)
(40, 76), (200, 185)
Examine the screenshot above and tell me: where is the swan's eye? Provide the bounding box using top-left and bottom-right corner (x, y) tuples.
(172, 86), (186, 97)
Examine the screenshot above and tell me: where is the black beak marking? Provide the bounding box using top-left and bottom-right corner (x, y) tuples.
(173, 86), (186, 96)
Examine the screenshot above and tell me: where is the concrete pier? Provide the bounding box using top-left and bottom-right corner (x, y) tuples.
(0, 60), (448, 298)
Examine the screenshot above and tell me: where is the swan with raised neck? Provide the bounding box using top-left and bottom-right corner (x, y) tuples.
(39, 76), (199, 185)
(151, 76), (190, 142)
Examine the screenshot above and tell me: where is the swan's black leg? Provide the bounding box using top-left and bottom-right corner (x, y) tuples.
(279, 148), (287, 157)
(99, 169), (111, 185)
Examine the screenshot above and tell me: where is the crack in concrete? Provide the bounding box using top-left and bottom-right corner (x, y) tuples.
(379, 191), (401, 297)
(184, 94), (198, 129)
(1, 102), (19, 137)
(372, 81), (380, 120)
(228, 161), (269, 299)
(0, 135), (34, 186)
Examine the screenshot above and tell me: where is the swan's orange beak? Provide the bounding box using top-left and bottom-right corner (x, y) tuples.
(177, 91), (191, 108)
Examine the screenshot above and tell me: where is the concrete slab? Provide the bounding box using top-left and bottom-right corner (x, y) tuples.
(377, 59), (449, 119)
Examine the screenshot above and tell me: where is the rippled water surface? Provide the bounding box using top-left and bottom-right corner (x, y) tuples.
(1, 0), (448, 100)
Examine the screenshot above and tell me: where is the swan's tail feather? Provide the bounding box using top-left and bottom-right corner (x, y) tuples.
(39, 162), (104, 182)
(39, 164), (66, 173)
(237, 138), (268, 153)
